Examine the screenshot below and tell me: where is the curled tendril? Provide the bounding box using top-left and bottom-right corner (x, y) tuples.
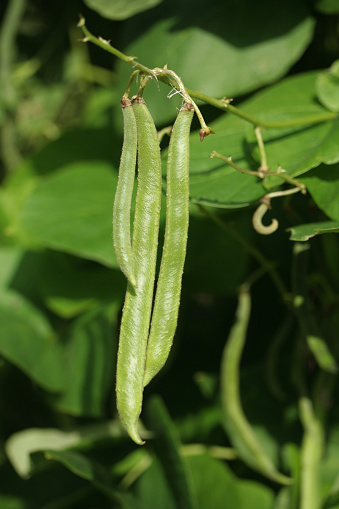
(252, 202), (279, 235)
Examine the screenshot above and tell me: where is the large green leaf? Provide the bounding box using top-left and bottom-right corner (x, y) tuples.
(1, 248), (125, 319)
(316, 61), (339, 112)
(136, 452), (274, 509)
(188, 454), (274, 509)
(118, 0), (314, 124)
(37, 250), (125, 318)
(188, 118), (264, 207)
(0, 247), (65, 391)
(0, 290), (64, 392)
(301, 163), (339, 221)
(288, 221), (339, 241)
(315, 0), (339, 13)
(187, 71), (339, 207)
(0, 246), (23, 291)
(13, 158), (166, 268)
(16, 162), (118, 267)
(135, 458), (176, 509)
(83, 0), (163, 20)
(52, 305), (118, 417)
(41, 450), (115, 493)
(1, 126), (118, 247)
(244, 71), (339, 181)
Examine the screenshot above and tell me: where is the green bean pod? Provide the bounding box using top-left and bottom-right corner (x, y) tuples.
(221, 286), (292, 485)
(143, 103), (194, 387)
(116, 97), (162, 445)
(113, 97), (137, 289)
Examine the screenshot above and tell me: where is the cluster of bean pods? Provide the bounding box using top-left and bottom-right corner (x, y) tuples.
(113, 93), (194, 444)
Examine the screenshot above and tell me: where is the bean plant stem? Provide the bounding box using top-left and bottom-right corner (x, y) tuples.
(78, 19), (338, 130)
(211, 152), (264, 177)
(185, 88), (338, 128)
(254, 127), (269, 171)
(211, 152), (307, 192)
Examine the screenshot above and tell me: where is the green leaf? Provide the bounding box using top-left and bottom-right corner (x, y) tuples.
(145, 396), (198, 509)
(185, 71), (339, 208)
(52, 305), (118, 417)
(315, 0), (339, 13)
(83, 0), (163, 20)
(42, 450), (150, 508)
(0, 291), (64, 392)
(37, 250), (125, 318)
(187, 454), (274, 509)
(42, 449), (113, 490)
(2, 126), (117, 241)
(301, 163), (339, 221)
(244, 71), (339, 182)
(118, 0), (314, 124)
(0, 246), (23, 291)
(187, 454), (238, 509)
(136, 458), (176, 509)
(187, 116), (264, 208)
(16, 162), (118, 267)
(317, 61), (339, 112)
(288, 221), (339, 241)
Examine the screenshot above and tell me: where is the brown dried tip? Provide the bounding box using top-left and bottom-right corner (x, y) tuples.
(121, 97), (132, 108)
(181, 102), (194, 112)
(199, 127), (215, 141)
(199, 129), (207, 142)
(132, 96), (146, 104)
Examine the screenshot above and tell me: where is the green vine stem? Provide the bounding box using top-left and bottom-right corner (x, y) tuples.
(210, 151), (265, 177)
(185, 88), (338, 128)
(182, 444), (237, 460)
(210, 152), (307, 193)
(78, 18), (338, 130)
(77, 17), (148, 71)
(254, 127), (269, 171)
(265, 186), (304, 199)
(123, 70), (140, 98)
(152, 66), (192, 104)
(134, 74), (151, 98)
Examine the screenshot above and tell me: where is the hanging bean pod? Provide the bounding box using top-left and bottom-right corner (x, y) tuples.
(113, 97), (137, 288)
(116, 97), (162, 444)
(144, 103), (194, 387)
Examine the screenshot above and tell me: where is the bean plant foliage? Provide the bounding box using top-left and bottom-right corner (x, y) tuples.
(0, 0), (339, 507)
